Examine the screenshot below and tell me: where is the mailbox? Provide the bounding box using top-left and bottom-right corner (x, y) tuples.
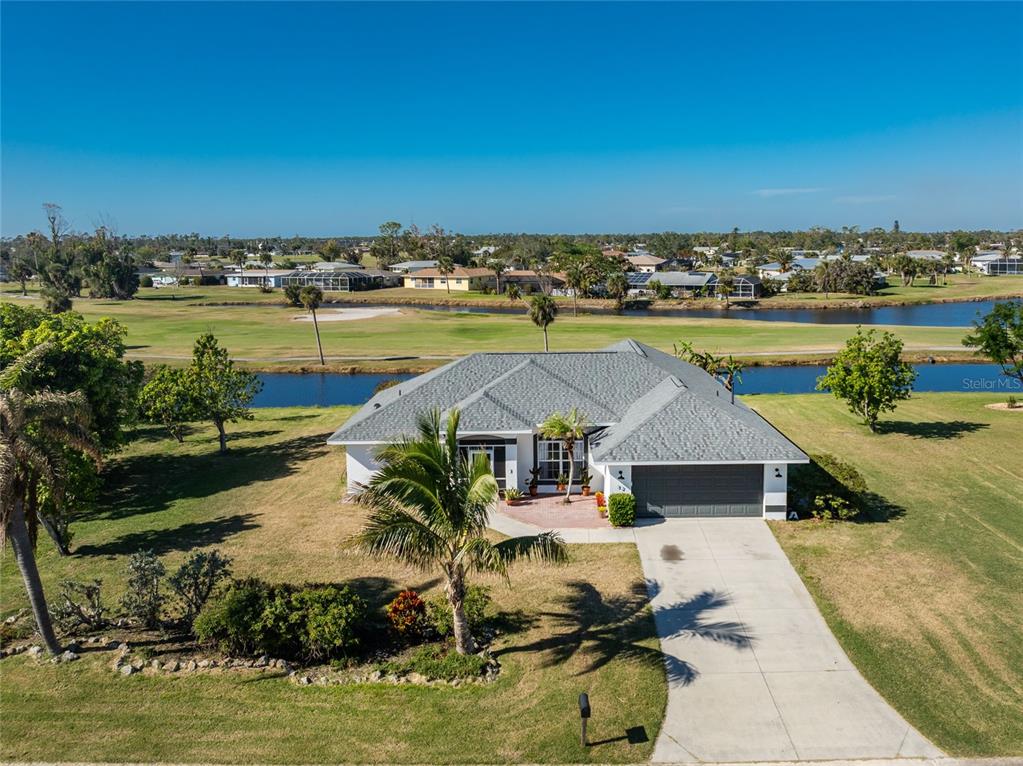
(578, 693), (591, 719)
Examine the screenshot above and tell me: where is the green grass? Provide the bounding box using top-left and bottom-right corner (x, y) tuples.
(747, 392), (1023, 756)
(0, 408), (666, 764)
(762, 273), (1023, 306)
(2, 290), (973, 365)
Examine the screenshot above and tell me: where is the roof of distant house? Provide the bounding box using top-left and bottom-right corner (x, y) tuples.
(405, 266), (495, 279)
(627, 254), (667, 267)
(389, 260), (439, 270)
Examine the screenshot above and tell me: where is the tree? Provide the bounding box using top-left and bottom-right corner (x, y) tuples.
(940, 252), (957, 285)
(1, 344), (100, 655)
(891, 253), (917, 286)
(79, 227), (139, 300)
(716, 271), (735, 308)
(539, 408), (589, 503)
(350, 409), (566, 654)
(300, 285), (326, 365)
(138, 366), (194, 443)
(506, 283), (521, 302)
(491, 259), (506, 295)
(436, 257), (455, 294)
(528, 294), (558, 352)
(371, 221), (403, 268)
(38, 203), (78, 313)
(774, 251), (795, 273)
(816, 328), (917, 432)
(964, 302), (1023, 390)
(563, 261), (586, 316)
(258, 249), (273, 290)
(606, 271), (629, 313)
(721, 356), (744, 403)
(2, 249), (33, 296)
(183, 334), (262, 453)
(320, 239), (343, 262)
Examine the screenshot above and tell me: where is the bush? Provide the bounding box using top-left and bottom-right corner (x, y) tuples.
(427, 585), (491, 638)
(379, 644), (488, 681)
(608, 493), (636, 527)
(51, 579), (108, 633)
(120, 551), (165, 628)
(139, 275), (154, 288)
(178, 277), (191, 286)
(168, 550), (233, 627)
(195, 578), (367, 661)
(812, 494), (856, 521)
(386, 589), (429, 640)
(283, 284), (303, 307)
(789, 452), (867, 518)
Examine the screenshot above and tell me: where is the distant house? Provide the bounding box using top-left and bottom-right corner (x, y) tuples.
(328, 339), (808, 519)
(632, 271), (762, 299)
(472, 246), (498, 258)
(626, 253), (667, 273)
(972, 251), (1021, 275)
(226, 269), (296, 288)
(281, 268), (400, 292)
(388, 260), (439, 274)
(403, 266), (497, 291)
(503, 269), (567, 294)
(906, 249), (946, 262)
(314, 261), (364, 271)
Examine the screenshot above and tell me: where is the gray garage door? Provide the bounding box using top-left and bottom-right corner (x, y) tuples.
(632, 464), (763, 517)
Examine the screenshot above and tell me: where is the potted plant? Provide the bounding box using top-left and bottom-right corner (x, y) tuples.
(555, 472), (568, 493)
(528, 467), (541, 497)
(504, 488), (524, 506)
(594, 491), (605, 508)
(580, 470), (592, 496)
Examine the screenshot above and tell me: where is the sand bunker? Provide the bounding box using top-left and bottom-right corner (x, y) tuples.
(293, 307), (401, 322)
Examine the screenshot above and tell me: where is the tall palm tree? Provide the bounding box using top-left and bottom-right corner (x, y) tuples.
(721, 356), (745, 403)
(1, 345), (99, 655)
(437, 257), (455, 294)
(349, 409), (566, 654)
(528, 294), (558, 351)
(299, 285), (325, 365)
(539, 408), (589, 503)
(774, 251), (795, 273)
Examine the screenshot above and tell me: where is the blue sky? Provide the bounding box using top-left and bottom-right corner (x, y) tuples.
(2, 1), (1021, 236)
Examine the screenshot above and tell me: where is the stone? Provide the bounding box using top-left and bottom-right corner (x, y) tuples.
(26, 645), (43, 657)
(254, 654), (269, 667)
(185, 660), (198, 671)
(197, 659), (211, 668)
(407, 672), (428, 685)
(368, 669), (383, 682)
(297, 675), (312, 686)
(119, 664), (136, 676)
(117, 642), (130, 652)
(163, 660), (181, 672)
(150, 659), (161, 670)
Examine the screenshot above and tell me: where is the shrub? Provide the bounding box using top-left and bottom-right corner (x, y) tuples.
(194, 577), (269, 656)
(789, 452), (866, 517)
(504, 488), (523, 502)
(168, 550), (233, 627)
(1008, 395), (1019, 409)
(51, 579), (108, 633)
(120, 551), (165, 628)
(386, 589), (429, 640)
(195, 275), (221, 286)
(178, 277), (191, 286)
(283, 284), (303, 307)
(372, 378), (401, 395)
(428, 585), (491, 638)
(380, 644), (488, 681)
(195, 578), (367, 661)
(608, 493), (636, 527)
(139, 275), (154, 288)
(811, 494), (856, 522)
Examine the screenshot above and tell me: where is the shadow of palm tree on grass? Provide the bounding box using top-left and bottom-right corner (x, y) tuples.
(74, 513), (260, 557)
(496, 580), (752, 686)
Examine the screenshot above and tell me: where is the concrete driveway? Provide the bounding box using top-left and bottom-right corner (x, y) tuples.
(637, 519), (942, 763)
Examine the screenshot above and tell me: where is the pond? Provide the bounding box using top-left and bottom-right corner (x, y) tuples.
(252, 364), (1016, 408)
(352, 299), (1015, 327)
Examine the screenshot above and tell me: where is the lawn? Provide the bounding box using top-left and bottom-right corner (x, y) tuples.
(1, 291), (972, 367)
(747, 392), (1023, 756)
(761, 273), (1023, 307)
(0, 407), (666, 764)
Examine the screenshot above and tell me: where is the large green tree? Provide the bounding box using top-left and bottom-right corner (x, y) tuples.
(817, 328), (917, 431)
(964, 302), (1023, 390)
(350, 409), (566, 655)
(138, 365), (195, 442)
(183, 334), (262, 453)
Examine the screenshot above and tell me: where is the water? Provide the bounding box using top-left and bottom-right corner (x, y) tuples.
(351, 299), (1014, 327)
(252, 364), (1015, 408)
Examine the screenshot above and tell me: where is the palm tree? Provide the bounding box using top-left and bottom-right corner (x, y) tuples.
(300, 285), (325, 365)
(721, 356), (744, 403)
(564, 262), (586, 317)
(606, 271), (628, 313)
(1, 345), (99, 655)
(349, 409), (566, 654)
(491, 260), (506, 295)
(259, 248), (273, 289)
(539, 408), (589, 503)
(506, 283), (521, 302)
(774, 251), (795, 273)
(437, 257), (455, 294)
(528, 294), (558, 352)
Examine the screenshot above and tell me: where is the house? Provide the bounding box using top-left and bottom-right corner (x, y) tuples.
(280, 268), (400, 292)
(314, 261), (364, 271)
(388, 260), (438, 274)
(503, 269), (567, 294)
(626, 253), (667, 273)
(328, 340), (808, 519)
(226, 269), (297, 288)
(472, 246), (498, 258)
(972, 251), (1021, 275)
(403, 266), (497, 291)
(635, 271), (762, 299)
(906, 249), (946, 262)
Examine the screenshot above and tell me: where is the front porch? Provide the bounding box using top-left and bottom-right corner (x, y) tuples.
(499, 492), (611, 529)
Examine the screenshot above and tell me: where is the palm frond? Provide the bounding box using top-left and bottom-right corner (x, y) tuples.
(0, 342), (52, 392)
(345, 504), (448, 570)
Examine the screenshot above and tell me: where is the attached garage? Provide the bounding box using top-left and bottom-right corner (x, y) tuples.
(632, 464), (763, 517)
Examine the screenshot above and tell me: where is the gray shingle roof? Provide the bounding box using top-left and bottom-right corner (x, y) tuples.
(327, 339), (806, 464)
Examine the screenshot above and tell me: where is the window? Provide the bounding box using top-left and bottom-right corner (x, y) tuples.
(537, 440), (584, 482)
(465, 445), (495, 470)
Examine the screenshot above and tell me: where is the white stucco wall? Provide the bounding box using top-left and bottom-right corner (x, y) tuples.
(763, 463), (789, 520)
(345, 445), (382, 492)
(514, 433), (533, 493)
(602, 463), (632, 496)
